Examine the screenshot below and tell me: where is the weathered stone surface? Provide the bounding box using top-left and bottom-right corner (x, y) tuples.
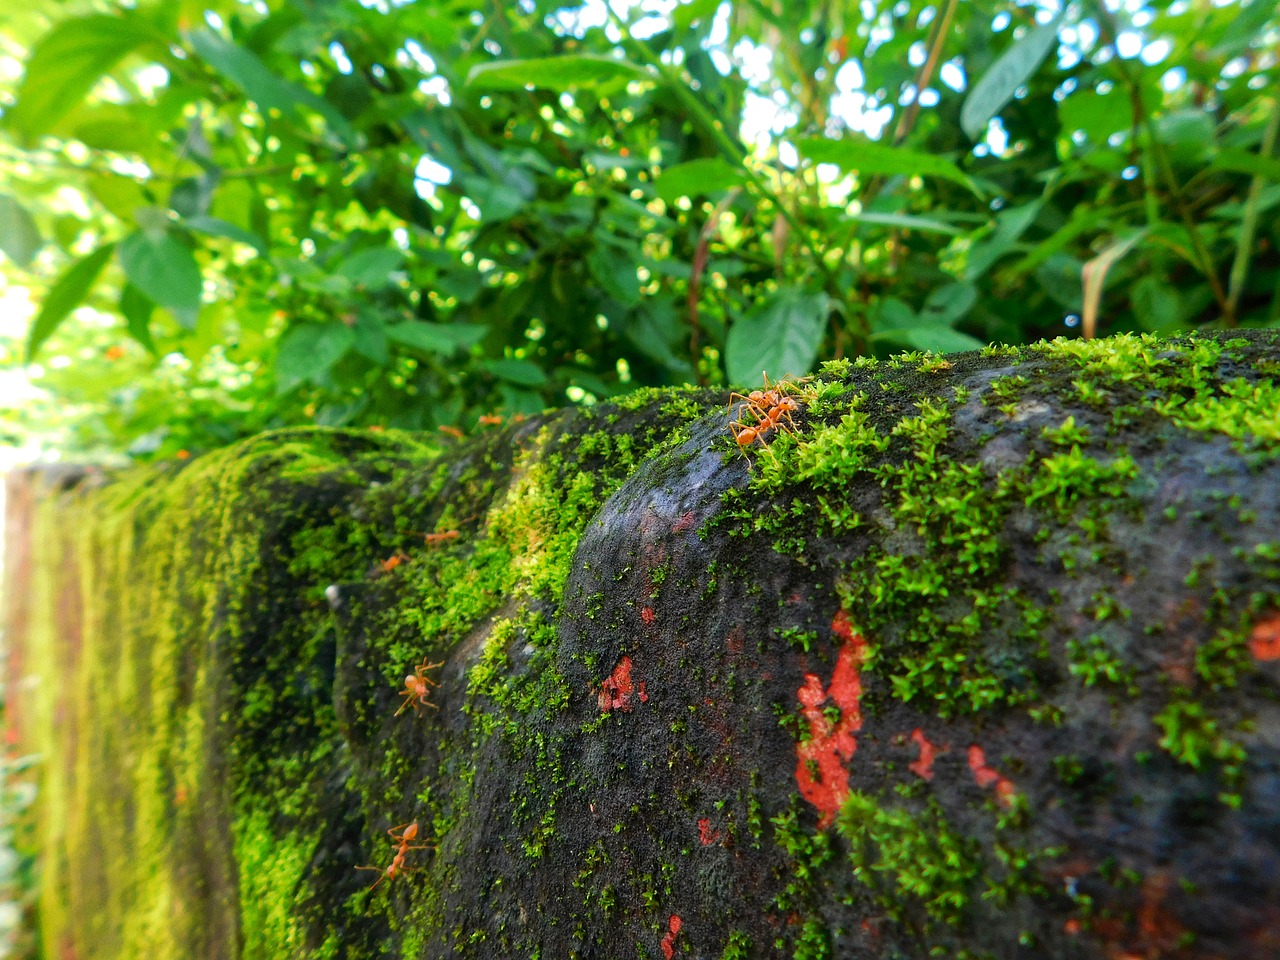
(7, 331), (1280, 960)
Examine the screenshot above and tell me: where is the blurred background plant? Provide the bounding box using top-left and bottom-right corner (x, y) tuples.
(0, 0), (1276, 461)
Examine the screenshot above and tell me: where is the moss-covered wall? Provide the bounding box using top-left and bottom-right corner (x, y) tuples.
(7, 331), (1280, 960)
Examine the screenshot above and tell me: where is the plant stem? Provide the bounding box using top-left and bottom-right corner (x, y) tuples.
(1226, 101), (1280, 321)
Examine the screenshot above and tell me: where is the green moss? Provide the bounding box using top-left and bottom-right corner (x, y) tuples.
(836, 791), (981, 927)
(235, 810), (311, 958)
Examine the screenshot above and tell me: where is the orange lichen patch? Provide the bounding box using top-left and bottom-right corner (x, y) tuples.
(1064, 918), (1082, 936)
(598, 656), (638, 712)
(671, 510), (696, 533)
(641, 606), (656, 624)
(660, 915), (682, 959)
(1249, 610), (1280, 661)
(795, 612), (869, 827)
(698, 818), (720, 846)
(908, 728), (938, 781)
(967, 744), (1016, 806)
(637, 681), (648, 704)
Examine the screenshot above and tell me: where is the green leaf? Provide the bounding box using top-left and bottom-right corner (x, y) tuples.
(653, 158), (747, 202)
(336, 248), (404, 289)
(87, 173), (150, 221)
(852, 211), (964, 235)
(1036, 253), (1084, 309)
(276, 322), (356, 393)
(483, 358), (548, 387)
(385, 321), (486, 354)
(673, 0), (723, 32)
(1213, 147), (1280, 182)
(589, 244), (642, 306)
(183, 216), (269, 255)
(963, 200), (1043, 280)
(188, 29), (305, 114)
(118, 231), (203, 329)
(0, 194), (42, 267)
(1131, 275), (1183, 334)
(6, 14), (153, 140)
(1214, 0), (1278, 55)
(797, 138), (981, 196)
(461, 177), (527, 223)
(352, 309), (389, 366)
(187, 30), (354, 144)
(873, 297), (918, 331)
(919, 282), (977, 327)
(961, 12), (1066, 141)
(726, 287), (830, 384)
(466, 55), (649, 91)
(26, 243), (117, 360)
(873, 326), (986, 353)
(119, 284), (157, 356)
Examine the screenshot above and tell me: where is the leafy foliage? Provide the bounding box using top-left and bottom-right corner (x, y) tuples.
(0, 0), (1277, 457)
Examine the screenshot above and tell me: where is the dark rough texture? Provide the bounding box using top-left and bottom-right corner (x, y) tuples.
(7, 330), (1280, 960)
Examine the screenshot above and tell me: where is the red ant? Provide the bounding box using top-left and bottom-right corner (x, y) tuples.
(356, 821), (431, 890)
(421, 529), (459, 546)
(728, 375), (801, 452)
(395, 657), (444, 716)
(380, 551), (409, 574)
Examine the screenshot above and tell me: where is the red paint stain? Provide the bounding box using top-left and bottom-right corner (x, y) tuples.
(1250, 611), (1280, 661)
(794, 612), (868, 827)
(698, 818), (720, 845)
(672, 510), (696, 533)
(660, 915), (682, 958)
(598, 656), (637, 712)
(908, 728), (937, 780)
(641, 606), (656, 624)
(967, 744), (1016, 806)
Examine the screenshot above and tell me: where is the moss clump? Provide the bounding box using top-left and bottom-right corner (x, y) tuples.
(837, 791), (981, 927)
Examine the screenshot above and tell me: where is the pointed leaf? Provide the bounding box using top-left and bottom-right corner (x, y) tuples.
(26, 243), (117, 360)
(276, 322), (356, 393)
(385, 321), (486, 354)
(119, 283), (158, 356)
(653, 158), (747, 202)
(919, 282), (978, 327)
(336, 248), (404, 289)
(187, 30), (355, 144)
(797, 138), (981, 196)
(962, 12), (1066, 141)
(0, 195), (42, 267)
(726, 287), (830, 384)
(6, 14), (153, 140)
(588, 244), (642, 306)
(183, 216), (268, 255)
(482, 358), (548, 387)
(873, 326), (986, 353)
(467, 55), (649, 91)
(119, 231), (203, 329)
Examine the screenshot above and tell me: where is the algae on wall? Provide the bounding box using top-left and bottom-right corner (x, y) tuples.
(8, 331), (1280, 960)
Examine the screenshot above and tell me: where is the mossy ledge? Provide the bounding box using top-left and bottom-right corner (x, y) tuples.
(7, 330), (1280, 960)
